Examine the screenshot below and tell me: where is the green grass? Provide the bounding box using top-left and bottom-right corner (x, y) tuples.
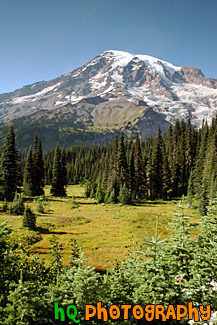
(0, 185), (200, 269)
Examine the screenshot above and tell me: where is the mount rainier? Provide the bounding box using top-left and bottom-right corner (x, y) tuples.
(0, 50), (216, 148)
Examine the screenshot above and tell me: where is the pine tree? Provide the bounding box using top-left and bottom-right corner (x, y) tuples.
(22, 205), (36, 230)
(166, 123), (173, 169)
(118, 183), (131, 205)
(105, 171), (119, 203)
(134, 133), (146, 199)
(61, 147), (67, 188)
(185, 119), (194, 179)
(187, 170), (194, 206)
(198, 181), (209, 215)
(151, 126), (163, 199)
(146, 145), (154, 198)
(0, 126), (19, 201)
(9, 192), (25, 215)
(50, 144), (66, 197)
(95, 182), (104, 203)
(85, 180), (91, 198)
(129, 147), (135, 199)
(178, 126), (187, 195)
(108, 135), (118, 184)
(106, 188), (116, 204)
(162, 143), (172, 200)
(202, 128), (217, 199)
(23, 147), (34, 196)
(171, 121), (181, 197)
(193, 122), (209, 198)
(32, 133), (44, 196)
(117, 132), (129, 188)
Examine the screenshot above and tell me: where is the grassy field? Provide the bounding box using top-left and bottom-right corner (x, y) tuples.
(0, 185), (200, 269)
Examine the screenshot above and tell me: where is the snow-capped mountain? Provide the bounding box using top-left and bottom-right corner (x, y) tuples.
(0, 50), (217, 142)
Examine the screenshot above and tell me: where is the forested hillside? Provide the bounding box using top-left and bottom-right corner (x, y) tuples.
(41, 117), (217, 212)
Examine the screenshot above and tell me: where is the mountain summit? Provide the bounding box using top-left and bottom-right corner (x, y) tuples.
(0, 50), (217, 148)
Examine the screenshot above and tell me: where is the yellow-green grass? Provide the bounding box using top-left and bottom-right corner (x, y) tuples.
(0, 185), (200, 269)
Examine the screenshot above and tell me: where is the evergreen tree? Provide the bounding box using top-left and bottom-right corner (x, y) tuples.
(118, 183), (131, 205)
(22, 205), (36, 230)
(95, 182), (104, 203)
(32, 133), (44, 196)
(187, 170), (194, 206)
(178, 127), (187, 195)
(0, 127), (19, 201)
(146, 144), (154, 198)
(85, 180), (91, 198)
(117, 132), (129, 188)
(162, 143), (172, 199)
(61, 147), (67, 188)
(129, 147), (135, 199)
(108, 135), (118, 183)
(185, 118), (194, 179)
(166, 123), (173, 169)
(105, 170), (119, 203)
(50, 144), (66, 197)
(23, 147), (34, 196)
(151, 126), (163, 199)
(193, 122), (209, 198)
(171, 121), (181, 197)
(198, 181), (209, 215)
(106, 188), (116, 204)
(9, 192), (25, 215)
(134, 133), (146, 199)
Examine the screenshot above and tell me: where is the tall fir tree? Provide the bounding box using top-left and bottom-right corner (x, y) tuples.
(193, 121), (209, 199)
(170, 122), (182, 197)
(129, 146), (135, 200)
(0, 126), (19, 201)
(166, 123), (173, 170)
(185, 119), (194, 180)
(162, 142), (172, 200)
(134, 133), (146, 199)
(50, 144), (66, 197)
(151, 125), (163, 199)
(146, 145), (154, 198)
(23, 147), (34, 196)
(178, 126), (187, 195)
(32, 133), (44, 196)
(117, 132), (129, 188)
(61, 147), (67, 188)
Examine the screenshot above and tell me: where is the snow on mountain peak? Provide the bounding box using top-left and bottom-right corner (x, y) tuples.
(0, 50), (216, 129)
(101, 50), (181, 77)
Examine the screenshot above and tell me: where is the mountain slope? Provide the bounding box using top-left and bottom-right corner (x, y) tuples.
(0, 50), (216, 149)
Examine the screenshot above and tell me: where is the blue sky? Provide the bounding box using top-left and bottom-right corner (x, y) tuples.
(0, 0), (217, 93)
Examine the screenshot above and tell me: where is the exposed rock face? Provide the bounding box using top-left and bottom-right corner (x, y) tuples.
(179, 67), (217, 88)
(0, 50), (216, 138)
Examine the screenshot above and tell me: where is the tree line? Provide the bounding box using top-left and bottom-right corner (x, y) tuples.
(0, 129), (67, 202)
(83, 118), (216, 209)
(0, 116), (216, 211)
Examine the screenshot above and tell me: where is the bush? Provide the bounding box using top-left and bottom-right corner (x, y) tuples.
(118, 183), (131, 205)
(9, 230), (42, 246)
(9, 193), (25, 215)
(22, 205), (36, 230)
(85, 181), (91, 198)
(70, 196), (78, 209)
(105, 188), (116, 204)
(2, 199), (8, 212)
(36, 199), (45, 214)
(95, 185), (104, 203)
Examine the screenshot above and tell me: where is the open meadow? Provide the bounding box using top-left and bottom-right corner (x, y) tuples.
(0, 185), (200, 269)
